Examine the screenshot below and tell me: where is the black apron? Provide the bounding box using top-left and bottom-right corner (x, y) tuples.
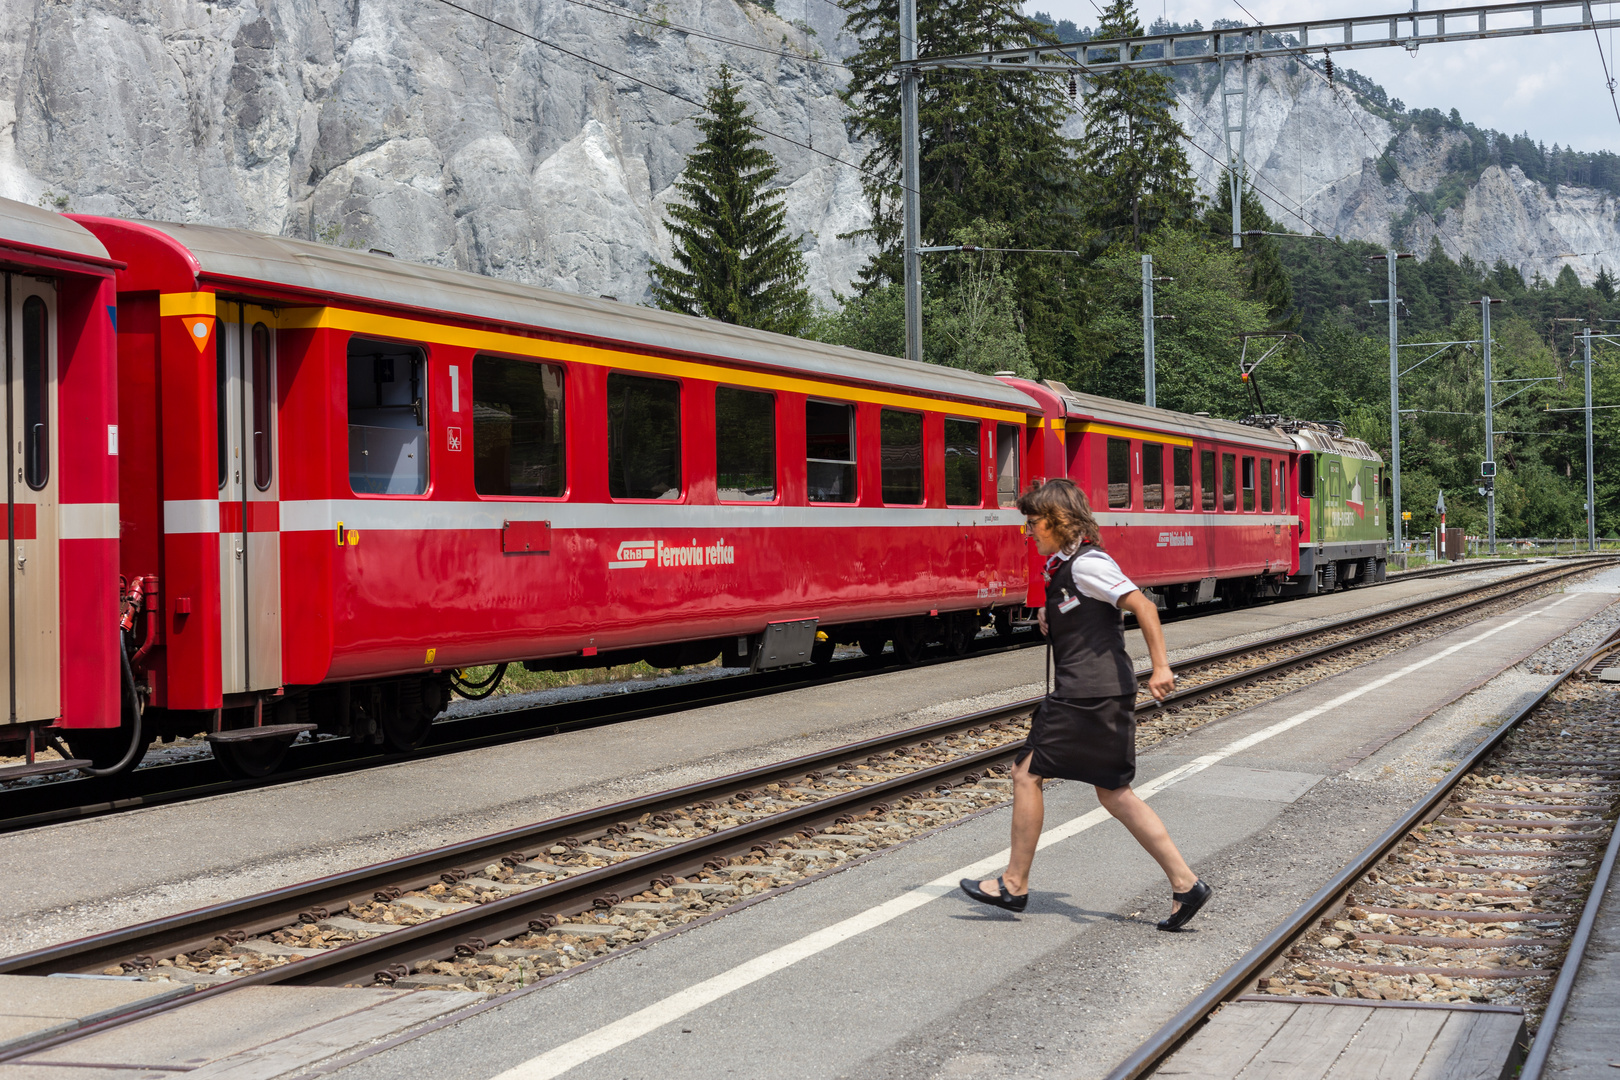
(1017, 546), (1138, 789)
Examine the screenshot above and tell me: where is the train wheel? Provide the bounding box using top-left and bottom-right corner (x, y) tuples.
(811, 637), (836, 665)
(892, 619), (927, 665)
(858, 633), (888, 658)
(381, 710), (433, 753)
(943, 614), (975, 656)
(993, 609), (1013, 642)
(213, 733), (296, 780)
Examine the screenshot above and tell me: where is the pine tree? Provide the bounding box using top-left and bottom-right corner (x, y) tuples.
(1075, 0), (1198, 247)
(650, 66), (811, 335)
(837, 0), (1086, 368)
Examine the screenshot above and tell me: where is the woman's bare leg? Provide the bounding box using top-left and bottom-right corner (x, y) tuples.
(1095, 784), (1198, 907)
(980, 753), (1044, 897)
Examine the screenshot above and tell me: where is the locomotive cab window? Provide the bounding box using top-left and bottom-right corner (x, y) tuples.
(1260, 457), (1273, 513)
(473, 355), (566, 498)
(807, 399), (856, 503)
(716, 386), (776, 502)
(348, 338), (428, 496)
(996, 424), (1019, 507)
(881, 409), (923, 505)
(1106, 438), (1132, 509)
(1298, 455), (1314, 498)
(1173, 447), (1192, 510)
(1241, 456), (1255, 511)
(1200, 450), (1216, 511)
(1142, 442), (1164, 510)
(609, 373), (681, 500)
(21, 295), (48, 490)
(1222, 453), (1236, 511)
(944, 418), (981, 506)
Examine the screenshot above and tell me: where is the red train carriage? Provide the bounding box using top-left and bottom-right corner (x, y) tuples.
(0, 201), (122, 780)
(1004, 378), (1302, 610)
(70, 217), (1042, 776)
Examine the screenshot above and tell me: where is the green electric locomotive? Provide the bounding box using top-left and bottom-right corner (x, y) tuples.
(1283, 421), (1390, 592)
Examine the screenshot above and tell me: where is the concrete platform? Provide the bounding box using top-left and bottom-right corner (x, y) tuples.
(0, 975), (191, 1055)
(291, 590), (1610, 1080)
(1159, 998), (1527, 1079)
(0, 561), (1539, 959)
(0, 986), (480, 1079)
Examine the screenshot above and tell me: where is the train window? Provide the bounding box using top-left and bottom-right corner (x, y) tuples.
(1279, 461), (1288, 505)
(1241, 456), (1255, 512)
(807, 400), (856, 503)
(251, 323), (273, 491)
(1106, 438), (1131, 509)
(1200, 451), (1216, 511)
(473, 355), (566, 498)
(1222, 454), (1236, 511)
(1142, 442), (1164, 509)
(21, 296), (48, 490)
(608, 373), (681, 500)
(996, 424), (1019, 507)
(1173, 447), (1192, 510)
(880, 410), (924, 504)
(348, 338), (428, 496)
(716, 386), (776, 502)
(1297, 455), (1313, 498)
(1260, 458), (1273, 513)
(944, 418), (981, 506)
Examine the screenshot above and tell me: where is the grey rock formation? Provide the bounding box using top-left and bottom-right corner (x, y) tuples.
(1170, 58), (1620, 285)
(0, 0), (873, 306)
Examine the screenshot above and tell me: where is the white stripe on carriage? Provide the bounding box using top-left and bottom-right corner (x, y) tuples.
(60, 503), (120, 540)
(274, 501), (1298, 534)
(162, 499), (221, 535)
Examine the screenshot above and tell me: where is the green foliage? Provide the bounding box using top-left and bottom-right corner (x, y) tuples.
(649, 65), (812, 335)
(808, 220), (1036, 377)
(1074, 0), (1199, 248)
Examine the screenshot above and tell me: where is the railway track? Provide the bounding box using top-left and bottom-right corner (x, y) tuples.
(1104, 623), (1620, 1079)
(0, 555), (1610, 1065)
(0, 559), (1573, 835)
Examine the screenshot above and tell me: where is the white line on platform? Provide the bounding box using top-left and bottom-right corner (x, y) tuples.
(492, 595), (1577, 1080)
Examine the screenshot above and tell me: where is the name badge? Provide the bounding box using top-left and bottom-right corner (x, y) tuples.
(1057, 591), (1081, 614)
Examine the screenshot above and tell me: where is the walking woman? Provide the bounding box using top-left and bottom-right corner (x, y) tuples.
(960, 479), (1212, 931)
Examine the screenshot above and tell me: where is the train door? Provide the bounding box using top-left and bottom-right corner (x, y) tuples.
(217, 303), (281, 695)
(2, 275), (59, 724)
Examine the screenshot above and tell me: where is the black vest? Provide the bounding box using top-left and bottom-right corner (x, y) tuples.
(1045, 546), (1137, 698)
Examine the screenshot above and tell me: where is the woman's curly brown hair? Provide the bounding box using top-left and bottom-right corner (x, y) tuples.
(1017, 478), (1103, 550)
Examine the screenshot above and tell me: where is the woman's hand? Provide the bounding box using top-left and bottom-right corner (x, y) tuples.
(1147, 665), (1175, 701)
(1037, 608), (1048, 636)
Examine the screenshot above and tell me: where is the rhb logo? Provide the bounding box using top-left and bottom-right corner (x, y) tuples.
(608, 540), (656, 569)
(1156, 531), (1194, 548)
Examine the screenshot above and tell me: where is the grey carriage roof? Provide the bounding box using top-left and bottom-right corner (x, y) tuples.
(0, 198), (111, 263)
(1047, 384), (1296, 450)
(136, 220), (1039, 412)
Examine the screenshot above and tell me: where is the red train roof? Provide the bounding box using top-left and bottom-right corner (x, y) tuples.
(72, 215), (1040, 414)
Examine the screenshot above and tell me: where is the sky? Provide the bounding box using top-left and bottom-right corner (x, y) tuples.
(1026, 0), (1620, 154)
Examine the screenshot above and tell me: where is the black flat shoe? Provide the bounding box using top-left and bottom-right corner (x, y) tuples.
(1157, 880), (1212, 932)
(959, 875), (1029, 912)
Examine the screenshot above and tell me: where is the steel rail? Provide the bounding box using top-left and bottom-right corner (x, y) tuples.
(1101, 627), (1620, 1080)
(1, 557), (1597, 979)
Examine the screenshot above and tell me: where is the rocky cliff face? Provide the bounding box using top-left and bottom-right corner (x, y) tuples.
(2, 9), (1615, 305)
(1173, 58), (1620, 285)
(0, 0), (874, 305)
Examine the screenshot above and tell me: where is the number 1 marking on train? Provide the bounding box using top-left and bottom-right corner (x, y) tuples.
(450, 365), (461, 413)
